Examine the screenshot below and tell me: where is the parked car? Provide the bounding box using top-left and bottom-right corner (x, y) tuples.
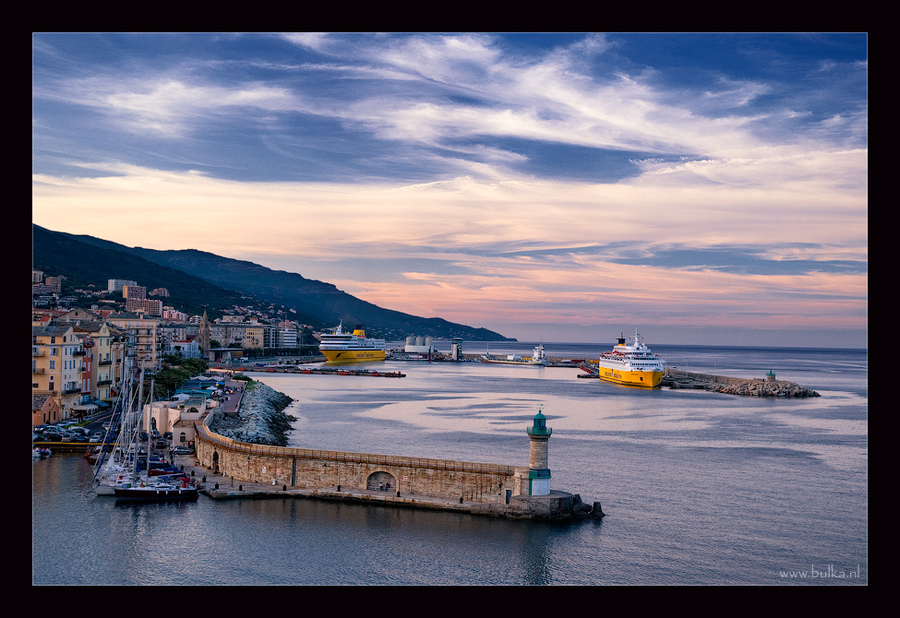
(91, 433), (103, 442)
(155, 439), (167, 449)
(171, 446), (194, 455)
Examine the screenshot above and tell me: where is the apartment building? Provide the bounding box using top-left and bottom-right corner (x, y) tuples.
(32, 324), (83, 420)
(32, 310), (132, 423)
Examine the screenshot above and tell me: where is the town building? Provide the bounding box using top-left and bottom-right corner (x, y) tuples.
(32, 323), (84, 420)
(106, 311), (162, 371)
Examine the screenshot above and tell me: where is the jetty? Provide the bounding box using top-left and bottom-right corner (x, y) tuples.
(187, 390), (601, 520)
(662, 368), (819, 397)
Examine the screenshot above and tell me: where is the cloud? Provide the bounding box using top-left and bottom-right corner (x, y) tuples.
(31, 33), (867, 345)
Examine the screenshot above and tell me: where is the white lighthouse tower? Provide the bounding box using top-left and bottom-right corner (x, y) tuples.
(524, 407), (552, 496)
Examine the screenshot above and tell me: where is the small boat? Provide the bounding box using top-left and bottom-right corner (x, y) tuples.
(33, 447), (51, 459)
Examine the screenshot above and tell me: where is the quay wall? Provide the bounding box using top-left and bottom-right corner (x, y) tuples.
(194, 423), (518, 505)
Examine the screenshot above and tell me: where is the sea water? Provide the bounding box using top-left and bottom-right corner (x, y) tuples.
(32, 343), (867, 585)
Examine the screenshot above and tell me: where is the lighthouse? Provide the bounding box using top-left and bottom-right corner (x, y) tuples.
(525, 407), (552, 496)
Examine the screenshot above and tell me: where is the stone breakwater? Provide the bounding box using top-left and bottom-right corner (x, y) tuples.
(663, 369), (819, 398)
(209, 381), (296, 446)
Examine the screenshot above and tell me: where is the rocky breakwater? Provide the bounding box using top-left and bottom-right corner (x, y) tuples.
(707, 379), (820, 398)
(209, 380), (296, 446)
(663, 369), (819, 398)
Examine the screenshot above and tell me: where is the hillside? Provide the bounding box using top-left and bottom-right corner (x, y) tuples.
(32, 225), (512, 341)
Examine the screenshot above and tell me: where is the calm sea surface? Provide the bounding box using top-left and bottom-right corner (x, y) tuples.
(33, 342), (867, 585)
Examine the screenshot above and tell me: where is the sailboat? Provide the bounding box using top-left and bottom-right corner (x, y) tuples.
(112, 376), (199, 501)
(94, 366), (198, 500)
(92, 362), (141, 495)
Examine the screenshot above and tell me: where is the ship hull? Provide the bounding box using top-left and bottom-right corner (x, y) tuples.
(596, 365), (664, 387)
(322, 349), (386, 364)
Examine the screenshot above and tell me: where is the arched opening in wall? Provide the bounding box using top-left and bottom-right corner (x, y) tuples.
(212, 450), (220, 475)
(366, 470), (396, 491)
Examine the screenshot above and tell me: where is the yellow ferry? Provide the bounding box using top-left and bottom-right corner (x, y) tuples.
(593, 329), (666, 388)
(319, 321), (386, 364)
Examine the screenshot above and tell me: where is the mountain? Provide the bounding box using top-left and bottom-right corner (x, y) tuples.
(32, 225), (513, 341)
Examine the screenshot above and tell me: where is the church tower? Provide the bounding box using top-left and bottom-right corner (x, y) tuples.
(199, 310), (211, 358)
(525, 407), (552, 496)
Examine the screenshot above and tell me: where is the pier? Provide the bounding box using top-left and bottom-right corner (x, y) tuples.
(187, 408), (601, 520)
(175, 449), (591, 519)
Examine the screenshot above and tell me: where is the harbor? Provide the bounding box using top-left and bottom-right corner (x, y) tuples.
(34, 343), (868, 586)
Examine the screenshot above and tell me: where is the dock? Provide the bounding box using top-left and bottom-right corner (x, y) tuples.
(257, 366), (405, 377)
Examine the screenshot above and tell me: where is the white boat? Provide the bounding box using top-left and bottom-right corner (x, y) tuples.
(319, 321), (386, 364)
(482, 343), (548, 366)
(588, 329), (666, 388)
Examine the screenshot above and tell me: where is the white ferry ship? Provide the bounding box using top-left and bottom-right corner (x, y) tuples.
(592, 329), (666, 387)
(319, 321), (386, 364)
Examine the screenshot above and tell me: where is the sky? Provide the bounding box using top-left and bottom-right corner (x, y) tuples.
(32, 33), (868, 348)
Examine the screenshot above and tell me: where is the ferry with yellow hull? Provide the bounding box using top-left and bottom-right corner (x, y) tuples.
(319, 322), (386, 364)
(592, 329), (665, 388)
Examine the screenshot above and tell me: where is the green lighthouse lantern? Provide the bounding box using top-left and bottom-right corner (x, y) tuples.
(527, 408), (552, 437)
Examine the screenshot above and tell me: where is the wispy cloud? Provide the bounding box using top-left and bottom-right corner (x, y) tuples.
(31, 33), (867, 346)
